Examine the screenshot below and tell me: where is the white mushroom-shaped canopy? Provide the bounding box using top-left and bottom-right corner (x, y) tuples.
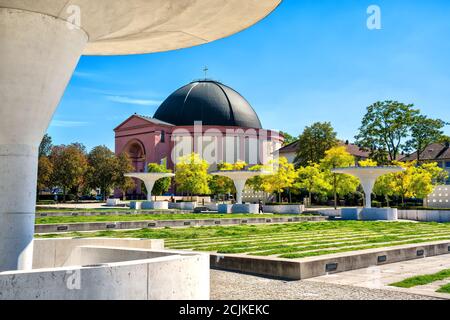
(332, 166), (405, 208)
(0, 0), (282, 55)
(211, 170), (270, 180)
(211, 170), (269, 204)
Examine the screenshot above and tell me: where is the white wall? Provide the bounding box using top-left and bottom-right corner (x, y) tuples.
(0, 239), (209, 300)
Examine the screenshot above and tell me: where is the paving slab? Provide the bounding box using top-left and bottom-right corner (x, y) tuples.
(307, 254), (450, 299)
(210, 270), (439, 300)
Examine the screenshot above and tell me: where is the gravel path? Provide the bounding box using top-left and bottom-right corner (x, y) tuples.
(210, 270), (440, 300)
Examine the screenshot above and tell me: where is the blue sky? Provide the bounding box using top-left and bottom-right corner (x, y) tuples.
(49, 0), (450, 151)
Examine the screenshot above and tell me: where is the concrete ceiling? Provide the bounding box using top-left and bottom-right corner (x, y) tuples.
(0, 0), (282, 55)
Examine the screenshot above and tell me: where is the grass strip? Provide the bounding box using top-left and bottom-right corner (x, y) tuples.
(390, 269), (450, 288)
(35, 213), (296, 224)
(436, 283), (450, 294)
(279, 236), (450, 259)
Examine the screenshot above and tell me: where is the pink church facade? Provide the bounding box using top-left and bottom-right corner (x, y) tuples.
(114, 114), (283, 172)
(114, 80), (284, 197)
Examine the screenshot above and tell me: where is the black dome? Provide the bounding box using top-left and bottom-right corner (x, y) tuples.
(153, 80), (262, 129)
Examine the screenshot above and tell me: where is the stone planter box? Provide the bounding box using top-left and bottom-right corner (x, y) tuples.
(318, 209), (341, 218)
(168, 202), (197, 210)
(264, 204), (305, 214)
(129, 201), (142, 210)
(205, 203), (218, 211)
(106, 198), (120, 206)
(342, 208), (397, 221)
(218, 204), (233, 214)
(398, 210), (450, 222)
(0, 238), (209, 300)
(141, 201), (169, 210)
(232, 204), (259, 214)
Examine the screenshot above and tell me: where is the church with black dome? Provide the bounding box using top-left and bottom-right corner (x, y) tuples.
(114, 80), (283, 174)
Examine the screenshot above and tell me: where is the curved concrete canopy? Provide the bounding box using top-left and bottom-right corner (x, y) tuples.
(211, 170), (270, 180)
(125, 172), (175, 180)
(0, 1), (281, 271)
(332, 166), (405, 178)
(125, 172), (175, 201)
(332, 166), (405, 208)
(211, 170), (269, 204)
(0, 0), (282, 55)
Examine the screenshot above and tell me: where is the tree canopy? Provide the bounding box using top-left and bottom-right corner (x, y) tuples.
(115, 153), (135, 200)
(37, 156), (53, 194)
(295, 162), (330, 204)
(355, 101), (420, 162)
(294, 122), (337, 167)
(405, 115), (447, 161)
(258, 157), (298, 202)
(39, 134), (53, 158)
(320, 146), (359, 209)
(175, 153), (211, 196)
(374, 161), (448, 206)
(50, 143), (88, 201)
(279, 131), (297, 146)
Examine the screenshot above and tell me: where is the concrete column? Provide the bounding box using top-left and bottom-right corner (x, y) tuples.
(144, 181), (155, 201)
(359, 177), (376, 209)
(233, 179), (247, 204)
(0, 8), (88, 271)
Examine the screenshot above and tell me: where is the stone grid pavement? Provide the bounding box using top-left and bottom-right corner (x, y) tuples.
(306, 254), (450, 299)
(210, 270), (439, 300)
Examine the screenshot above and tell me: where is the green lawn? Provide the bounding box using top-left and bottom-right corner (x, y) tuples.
(390, 269), (450, 288)
(36, 207), (130, 212)
(36, 221), (450, 259)
(35, 213), (294, 224)
(437, 283), (450, 294)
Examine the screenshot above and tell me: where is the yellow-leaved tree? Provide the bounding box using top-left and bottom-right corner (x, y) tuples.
(320, 146), (359, 209)
(295, 162), (331, 206)
(257, 157), (298, 203)
(358, 159), (378, 167)
(175, 153), (210, 198)
(374, 161), (448, 207)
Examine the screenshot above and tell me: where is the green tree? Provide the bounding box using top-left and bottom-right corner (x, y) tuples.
(373, 173), (395, 207)
(294, 122), (337, 167)
(320, 146), (359, 209)
(438, 135), (450, 144)
(421, 161), (449, 185)
(50, 144), (88, 202)
(175, 153), (210, 197)
(87, 146), (118, 201)
(115, 153), (135, 200)
(406, 115), (447, 161)
(37, 156), (53, 200)
(39, 134), (53, 158)
(246, 164), (270, 193)
(295, 162), (330, 206)
(259, 157), (298, 202)
(279, 131), (297, 146)
(145, 162), (172, 198)
(355, 101), (420, 162)
(380, 161), (448, 206)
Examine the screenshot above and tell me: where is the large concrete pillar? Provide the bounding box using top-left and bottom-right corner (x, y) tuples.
(359, 177), (376, 209)
(0, 8), (87, 271)
(233, 179), (247, 204)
